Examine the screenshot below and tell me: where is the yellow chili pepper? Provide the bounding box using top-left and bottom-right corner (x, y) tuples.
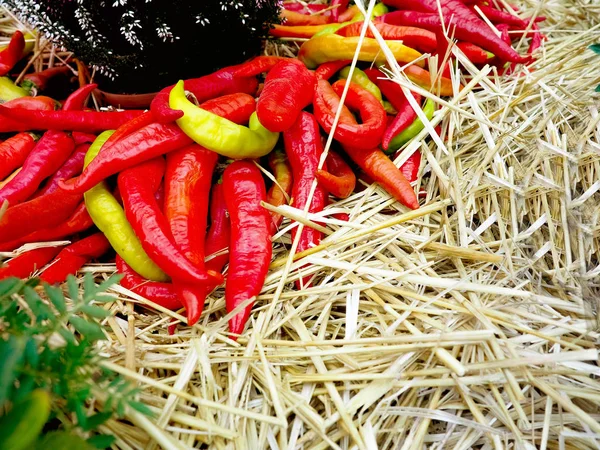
(339, 66), (383, 103)
(0, 77), (29, 103)
(298, 34), (424, 70)
(84, 131), (168, 281)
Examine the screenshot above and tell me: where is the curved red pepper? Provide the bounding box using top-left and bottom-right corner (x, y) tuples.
(343, 144), (419, 209)
(315, 60), (352, 81)
(470, 4), (542, 28)
(0, 202), (93, 252)
(266, 149), (293, 231)
(0, 107), (144, 133)
(456, 42), (491, 64)
(0, 133), (37, 181)
(331, 0), (350, 22)
(0, 131), (74, 206)
(118, 157), (222, 287)
(257, 59), (316, 132)
(72, 132), (97, 146)
(199, 93), (256, 125)
(36, 144), (90, 197)
(232, 56), (289, 78)
(281, 9), (331, 26)
(283, 112), (328, 288)
(223, 160), (272, 338)
(399, 150), (421, 183)
(0, 246), (61, 280)
(0, 30), (24, 76)
(316, 150), (356, 199)
(336, 21), (438, 53)
(165, 144), (218, 325)
(101, 110), (155, 151)
(21, 65), (71, 94)
(39, 233), (110, 285)
(313, 79), (357, 127)
(205, 183), (231, 274)
(116, 255), (182, 311)
(63, 84), (98, 111)
(4, 96), (58, 111)
(0, 189), (82, 242)
(314, 79), (386, 149)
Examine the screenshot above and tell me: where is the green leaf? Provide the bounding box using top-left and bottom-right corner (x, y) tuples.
(0, 336), (26, 404)
(589, 43), (600, 54)
(92, 294), (118, 304)
(66, 275), (80, 304)
(24, 337), (39, 368)
(128, 401), (154, 417)
(81, 304), (111, 319)
(87, 434), (116, 449)
(73, 399), (88, 430)
(96, 273), (123, 294)
(37, 431), (97, 450)
(23, 286), (54, 321)
(44, 284), (67, 314)
(83, 273), (96, 303)
(58, 328), (77, 346)
(81, 411), (113, 432)
(596, 84), (600, 93)
(0, 277), (24, 298)
(69, 316), (106, 342)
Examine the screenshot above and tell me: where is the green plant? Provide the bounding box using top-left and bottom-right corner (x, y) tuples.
(0, 273), (151, 449)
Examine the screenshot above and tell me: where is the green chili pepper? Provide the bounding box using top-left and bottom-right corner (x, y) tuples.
(84, 131), (168, 281)
(383, 101), (397, 115)
(313, 23), (347, 38)
(353, 3), (389, 22)
(339, 66), (383, 103)
(388, 98), (435, 151)
(0, 77), (29, 103)
(169, 80), (279, 159)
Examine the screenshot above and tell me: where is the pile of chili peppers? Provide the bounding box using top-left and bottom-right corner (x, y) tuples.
(0, 1), (543, 338)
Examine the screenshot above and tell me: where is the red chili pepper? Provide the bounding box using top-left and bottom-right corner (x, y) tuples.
(399, 150), (421, 183)
(313, 79), (357, 130)
(223, 160), (272, 337)
(0, 188), (82, 242)
(342, 144), (419, 209)
(205, 183), (231, 274)
(232, 56), (289, 78)
(72, 132), (97, 146)
(0, 246), (61, 280)
(336, 21), (438, 53)
(0, 30), (25, 76)
(100, 110), (155, 151)
(282, 2), (329, 14)
(0, 131), (74, 206)
(281, 9), (331, 26)
(150, 65), (258, 123)
(63, 83), (98, 111)
(456, 41), (491, 64)
(314, 79), (386, 149)
(36, 143), (90, 196)
(0, 107), (144, 133)
(379, 6), (526, 63)
(338, 5), (360, 22)
(269, 24), (334, 39)
(118, 157), (222, 287)
(0, 132), (37, 181)
(470, 4), (536, 28)
(283, 112), (328, 288)
(3, 96), (58, 111)
(199, 93), (256, 125)
(316, 150), (356, 199)
(331, 0), (350, 22)
(527, 23), (543, 57)
(0, 202), (93, 252)
(39, 233), (110, 285)
(20, 65), (72, 94)
(116, 255), (182, 311)
(165, 144), (218, 325)
(315, 60), (352, 81)
(266, 149), (293, 231)
(60, 95), (253, 195)
(257, 59), (316, 132)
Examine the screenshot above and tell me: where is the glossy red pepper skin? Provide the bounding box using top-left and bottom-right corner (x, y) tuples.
(116, 255), (182, 311)
(21, 65), (71, 93)
(316, 150), (356, 199)
(281, 9), (331, 26)
(118, 157), (221, 287)
(470, 4), (539, 28)
(0, 189), (82, 242)
(284, 112), (328, 288)
(232, 56), (289, 78)
(266, 149), (293, 231)
(343, 144), (419, 209)
(0, 131), (74, 206)
(313, 80), (357, 124)
(0, 246), (61, 280)
(39, 233), (110, 285)
(4, 96), (58, 111)
(336, 21), (438, 53)
(379, 5), (526, 63)
(165, 145), (218, 325)
(60, 96), (253, 195)
(257, 59), (316, 132)
(399, 150), (421, 183)
(100, 110), (155, 151)
(331, 0), (350, 22)
(0, 133), (36, 181)
(0, 107), (144, 133)
(0, 30), (24, 76)
(205, 183), (231, 274)
(72, 132), (97, 146)
(150, 65), (258, 123)
(314, 80), (386, 149)
(62, 84), (98, 111)
(199, 93), (256, 125)
(0, 202), (93, 252)
(223, 161), (272, 338)
(36, 144), (90, 196)
(456, 42), (491, 64)
(315, 60), (352, 81)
